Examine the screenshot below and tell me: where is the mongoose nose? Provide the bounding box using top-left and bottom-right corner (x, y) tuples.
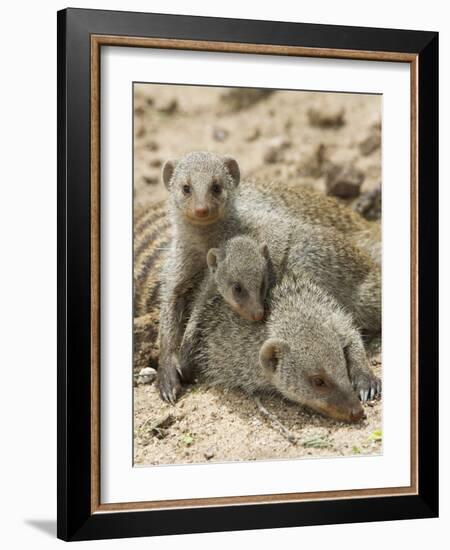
(194, 206), (209, 218)
(350, 407), (365, 422)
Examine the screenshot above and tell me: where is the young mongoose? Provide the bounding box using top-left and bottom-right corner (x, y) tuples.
(206, 236), (272, 322)
(192, 270), (381, 422)
(158, 151), (246, 403)
(157, 151), (380, 403)
(179, 235), (273, 378)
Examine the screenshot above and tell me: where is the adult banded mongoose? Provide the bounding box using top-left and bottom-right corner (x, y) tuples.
(154, 151), (381, 403)
(192, 270), (381, 422)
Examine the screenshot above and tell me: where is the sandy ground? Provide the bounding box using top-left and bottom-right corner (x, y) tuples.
(133, 84), (382, 466)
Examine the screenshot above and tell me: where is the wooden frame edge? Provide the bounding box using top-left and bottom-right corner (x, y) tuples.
(91, 34), (417, 62)
(89, 34), (419, 514)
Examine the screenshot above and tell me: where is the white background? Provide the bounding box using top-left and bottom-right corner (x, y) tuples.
(0, 1), (447, 548)
(102, 48), (411, 503)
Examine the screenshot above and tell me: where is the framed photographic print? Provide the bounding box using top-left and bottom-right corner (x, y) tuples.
(57, 8), (438, 541)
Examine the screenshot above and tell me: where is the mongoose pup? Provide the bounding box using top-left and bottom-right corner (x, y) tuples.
(157, 151), (380, 403)
(206, 236), (272, 322)
(179, 235), (273, 379)
(192, 270), (381, 422)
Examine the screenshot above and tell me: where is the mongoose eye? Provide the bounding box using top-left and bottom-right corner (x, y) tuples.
(182, 184), (191, 195)
(310, 376), (326, 388)
(211, 182), (222, 196)
(232, 282), (243, 294)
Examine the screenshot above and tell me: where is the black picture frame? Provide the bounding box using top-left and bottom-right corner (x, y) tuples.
(57, 7), (438, 541)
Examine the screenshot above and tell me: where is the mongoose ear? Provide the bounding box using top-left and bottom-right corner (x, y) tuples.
(259, 338), (289, 375)
(206, 248), (223, 273)
(260, 243), (269, 260)
(162, 159), (178, 189)
(222, 156), (240, 187)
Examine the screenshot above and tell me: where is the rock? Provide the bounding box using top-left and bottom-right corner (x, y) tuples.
(263, 136), (291, 164)
(149, 158), (162, 168)
(353, 187), (382, 220)
(244, 127), (261, 142)
(325, 164), (364, 198)
(136, 367), (157, 385)
(307, 106), (345, 129)
(134, 105), (145, 117)
(135, 125), (146, 138)
(359, 130), (381, 156)
(298, 143), (328, 178)
(156, 98), (178, 114)
(143, 175), (159, 185)
(212, 127), (229, 142)
(204, 449), (215, 460)
(219, 88), (274, 113)
(144, 141), (159, 152)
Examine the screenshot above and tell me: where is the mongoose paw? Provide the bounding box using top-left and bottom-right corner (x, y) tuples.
(351, 370), (382, 403)
(157, 359), (182, 405)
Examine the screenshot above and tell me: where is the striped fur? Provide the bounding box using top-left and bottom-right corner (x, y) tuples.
(133, 201), (172, 372)
(133, 182), (380, 372)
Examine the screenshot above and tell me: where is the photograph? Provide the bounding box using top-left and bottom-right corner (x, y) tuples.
(132, 83), (383, 466)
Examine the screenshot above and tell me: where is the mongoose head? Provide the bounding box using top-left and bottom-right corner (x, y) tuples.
(207, 236), (269, 322)
(162, 151), (240, 225)
(259, 333), (365, 423)
(260, 277), (366, 423)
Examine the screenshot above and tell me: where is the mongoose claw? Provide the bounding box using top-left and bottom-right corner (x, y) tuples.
(157, 360), (182, 404)
(352, 370), (381, 403)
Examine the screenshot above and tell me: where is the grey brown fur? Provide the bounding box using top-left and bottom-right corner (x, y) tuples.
(144, 151), (380, 403)
(192, 270), (380, 422)
(179, 235), (273, 378)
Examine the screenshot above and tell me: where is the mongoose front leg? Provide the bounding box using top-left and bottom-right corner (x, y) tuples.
(344, 335), (381, 403)
(157, 292), (187, 404)
(157, 247), (205, 403)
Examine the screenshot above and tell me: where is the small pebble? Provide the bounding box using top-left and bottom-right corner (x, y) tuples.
(212, 127), (229, 142)
(136, 367), (157, 385)
(204, 449), (215, 460)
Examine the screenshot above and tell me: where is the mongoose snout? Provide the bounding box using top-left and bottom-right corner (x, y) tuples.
(349, 406), (365, 422)
(194, 205), (210, 218)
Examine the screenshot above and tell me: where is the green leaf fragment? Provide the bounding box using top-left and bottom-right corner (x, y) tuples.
(367, 429), (382, 442)
(302, 436), (332, 448)
(182, 434), (194, 446)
